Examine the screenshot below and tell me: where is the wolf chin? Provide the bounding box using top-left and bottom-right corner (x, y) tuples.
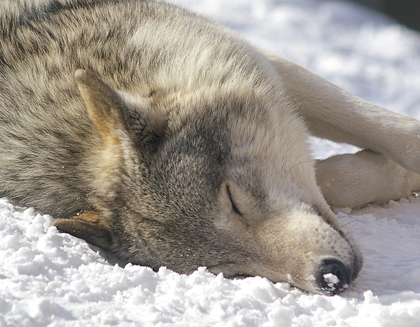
(1, 0), (420, 295)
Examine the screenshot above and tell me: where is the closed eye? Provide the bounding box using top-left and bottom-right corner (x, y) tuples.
(226, 184), (243, 216)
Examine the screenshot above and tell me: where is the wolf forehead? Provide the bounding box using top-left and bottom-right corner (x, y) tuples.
(146, 99), (271, 211)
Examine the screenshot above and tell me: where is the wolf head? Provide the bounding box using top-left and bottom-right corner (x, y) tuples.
(53, 69), (362, 295)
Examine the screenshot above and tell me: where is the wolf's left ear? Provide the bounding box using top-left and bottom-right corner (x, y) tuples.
(52, 210), (115, 250)
(74, 69), (165, 147)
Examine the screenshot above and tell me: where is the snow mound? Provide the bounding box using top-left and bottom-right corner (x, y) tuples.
(1, 196), (420, 326)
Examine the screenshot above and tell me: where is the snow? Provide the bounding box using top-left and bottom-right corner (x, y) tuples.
(1, 0), (420, 325)
(323, 273), (341, 289)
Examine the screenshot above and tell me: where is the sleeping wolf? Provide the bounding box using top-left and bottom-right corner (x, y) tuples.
(1, 0), (420, 295)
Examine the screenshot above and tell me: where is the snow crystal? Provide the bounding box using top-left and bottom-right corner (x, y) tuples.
(324, 273), (340, 287)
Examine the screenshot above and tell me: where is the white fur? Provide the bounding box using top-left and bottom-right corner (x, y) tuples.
(263, 52), (420, 208)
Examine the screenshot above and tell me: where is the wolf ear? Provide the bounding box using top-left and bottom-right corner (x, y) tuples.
(74, 69), (165, 146)
(51, 210), (115, 250)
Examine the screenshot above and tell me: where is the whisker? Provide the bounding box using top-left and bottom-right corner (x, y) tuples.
(286, 159), (315, 175)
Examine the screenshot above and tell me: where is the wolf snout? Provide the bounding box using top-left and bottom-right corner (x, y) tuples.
(315, 259), (351, 295)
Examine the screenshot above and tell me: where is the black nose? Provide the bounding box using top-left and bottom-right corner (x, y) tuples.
(316, 259), (351, 295)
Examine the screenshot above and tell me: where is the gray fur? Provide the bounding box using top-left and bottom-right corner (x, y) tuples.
(0, 0), (382, 295)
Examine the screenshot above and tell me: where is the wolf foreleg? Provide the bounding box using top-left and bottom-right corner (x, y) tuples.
(263, 51), (420, 175)
(315, 150), (420, 208)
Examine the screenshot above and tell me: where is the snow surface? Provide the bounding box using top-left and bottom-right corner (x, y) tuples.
(1, 0), (420, 326)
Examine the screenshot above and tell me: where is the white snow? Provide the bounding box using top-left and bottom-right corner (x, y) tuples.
(323, 273), (341, 288)
(1, 0), (420, 326)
